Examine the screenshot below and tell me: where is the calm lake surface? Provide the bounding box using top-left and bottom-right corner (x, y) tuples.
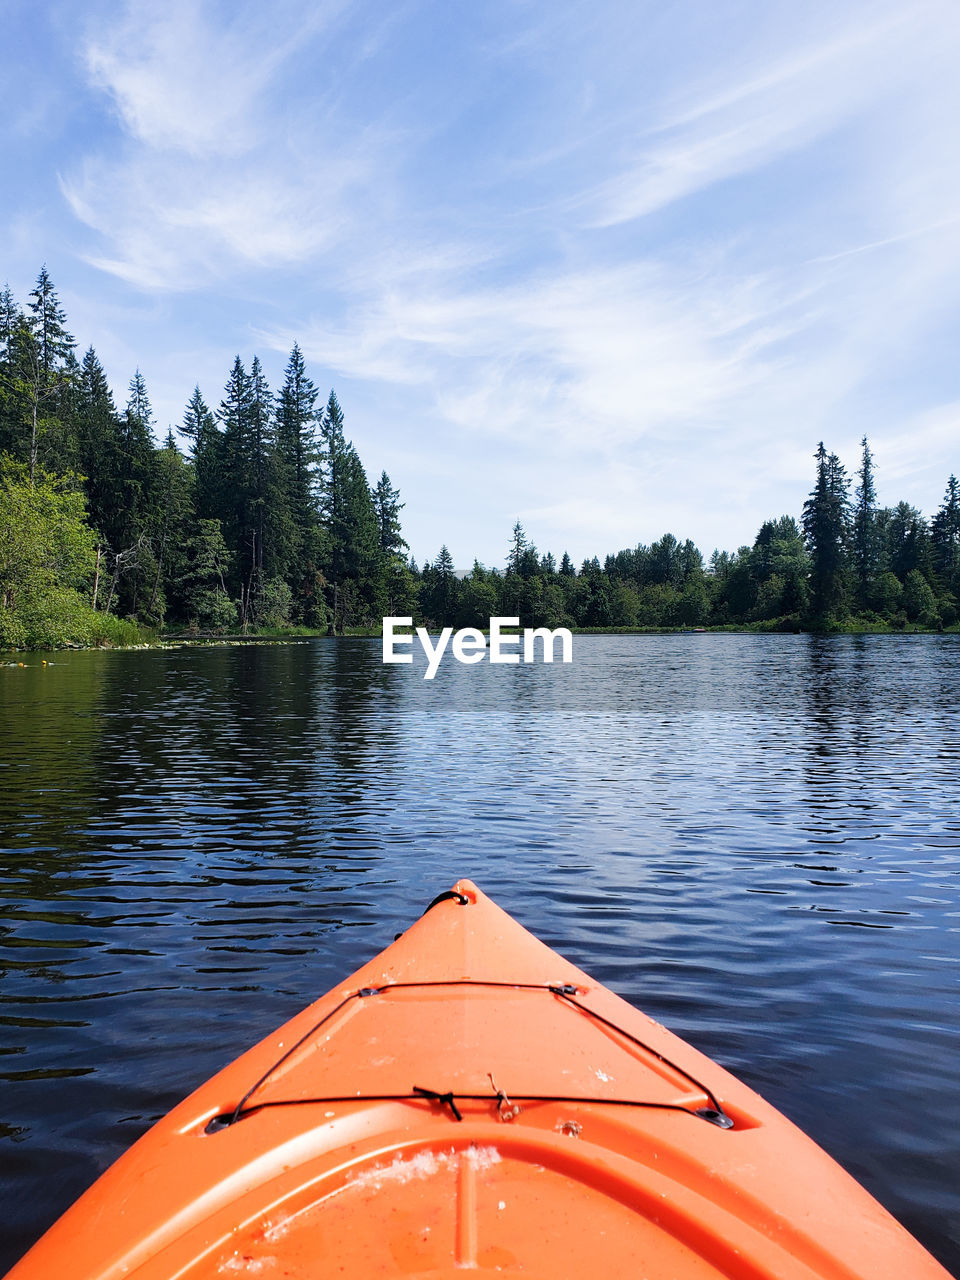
(1, 634), (959, 1273)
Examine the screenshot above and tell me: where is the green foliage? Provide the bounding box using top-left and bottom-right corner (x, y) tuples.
(419, 545), (461, 624)
(902, 569), (938, 624)
(1, 273), (954, 642)
(176, 519), (236, 629)
(0, 458), (95, 593)
(875, 571), (903, 615)
(802, 443), (850, 625)
(932, 475), (960, 595)
(255, 576), (293, 628)
(0, 457), (128, 649)
(851, 436), (882, 610)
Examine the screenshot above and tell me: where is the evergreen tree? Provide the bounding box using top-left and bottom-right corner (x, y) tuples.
(276, 344), (319, 532)
(178, 519), (236, 630)
(802, 443), (850, 624)
(182, 386), (221, 521)
(245, 354), (280, 608)
(218, 356), (255, 613)
(76, 347), (122, 547)
(181, 383), (215, 447)
(109, 369), (159, 615)
(337, 445), (380, 626)
(3, 307), (73, 482)
(456, 568), (499, 629)
(147, 432), (195, 623)
(318, 389), (349, 630)
(373, 470), (411, 615)
(884, 501), (931, 583)
(373, 471), (407, 558)
(121, 369), (159, 528)
(55, 349), (83, 472)
(28, 266), (74, 382)
(851, 436), (882, 611)
(649, 533), (681, 586)
(274, 347), (321, 621)
(677, 539), (703, 584)
(506, 520), (527, 574)
(13, 268), (77, 479)
(931, 475), (960, 598)
(0, 284), (17, 357)
(421, 545), (460, 623)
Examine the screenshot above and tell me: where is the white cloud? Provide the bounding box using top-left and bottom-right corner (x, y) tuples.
(84, 0), (345, 157)
(50, 0), (960, 561)
(66, 0), (379, 290)
(583, 7), (917, 227)
(880, 405), (960, 487)
(279, 259), (802, 443)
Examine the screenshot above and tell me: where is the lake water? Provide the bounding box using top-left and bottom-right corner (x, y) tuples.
(1, 634), (959, 1274)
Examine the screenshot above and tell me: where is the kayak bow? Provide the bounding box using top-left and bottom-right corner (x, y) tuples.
(6, 880), (950, 1279)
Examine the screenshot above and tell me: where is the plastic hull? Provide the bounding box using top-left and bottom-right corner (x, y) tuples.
(6, 880), (951, 1279)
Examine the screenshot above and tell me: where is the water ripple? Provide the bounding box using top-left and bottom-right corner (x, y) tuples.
(1, 635), (959, 1271)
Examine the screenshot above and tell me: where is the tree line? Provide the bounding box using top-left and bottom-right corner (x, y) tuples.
(1, 268), (958, 647)
(0, 268), (411, 646)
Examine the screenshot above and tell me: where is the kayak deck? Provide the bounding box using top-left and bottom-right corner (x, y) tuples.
(6, 880), (950, 1280)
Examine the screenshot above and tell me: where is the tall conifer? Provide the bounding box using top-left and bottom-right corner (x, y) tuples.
(931, 475), (960, 596)
(852, 436), (881, 610)
(802, 443), (850, 624)
(182, 386), (221, 521)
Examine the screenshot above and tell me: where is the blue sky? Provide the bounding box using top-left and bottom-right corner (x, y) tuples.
(4, 0), (960, 568)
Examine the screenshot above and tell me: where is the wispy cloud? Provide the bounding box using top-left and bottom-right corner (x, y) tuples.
(582, 7), (916, 227)
(84, 0), (345, 157)
(35, 0), (960, 558)
(268, 259), (797, 441)
(63, 0), (383, 289)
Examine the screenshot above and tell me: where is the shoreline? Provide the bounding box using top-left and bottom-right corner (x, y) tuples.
(4, 620), (958, 656)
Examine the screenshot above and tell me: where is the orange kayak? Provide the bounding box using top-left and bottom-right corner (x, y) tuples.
(6, 880), (950, 1279)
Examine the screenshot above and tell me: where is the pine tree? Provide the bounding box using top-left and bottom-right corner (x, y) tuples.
(931, 475), (960, 597)
(338, 445), (380, 627)
(649, 533), (680, 586)
(802, 443), (850, 624)
(55, 349), (83, 473)
(507, 520), (528, 574)
(108, 369), (160, 615)
(148, 432), (195, 623)
(0, 284), (18, 359)
(318, 389), (349, 630)
(373, 471), (406, 557)
(181, 386), (221, 521)
(372, 471), (411, 615)
(851, 436), (882, 611)
(120, 370), (158, 539)
(246, 354), (273, 596)
(76, 347), (121, 546)
(218, 356), (255, 613)
(884, 501), (931, 582)
(274, 347), (321, 621)
(3, 269), (77, 481)
(28, 266), (74, 382)
(276, 344), (319, 532)
(315, 389), (383, 629)
(179, 519), (235, 630)
(420, 545), (460, 624)
(181, 384), (214, 447)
